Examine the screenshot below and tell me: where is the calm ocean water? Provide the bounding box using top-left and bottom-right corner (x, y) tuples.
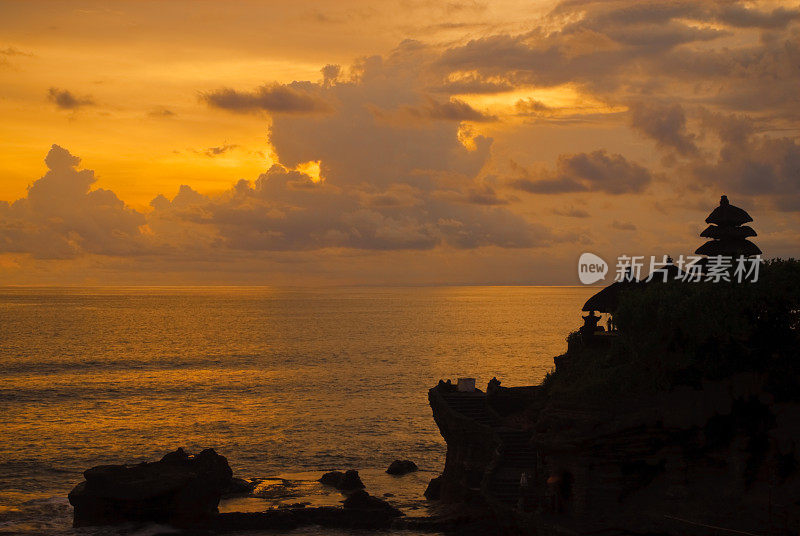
(0, 286), (594, 535)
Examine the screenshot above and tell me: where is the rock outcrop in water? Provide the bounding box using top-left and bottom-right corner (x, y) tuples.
(318, 469), (365, 490)
(68, 451), (417, 531)
(343, 489), (404, 515)
(386, 459), (418, 475)
(68, 447), (233, 527)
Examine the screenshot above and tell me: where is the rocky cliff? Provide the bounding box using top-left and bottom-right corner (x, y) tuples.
(429, 368), (800, 535)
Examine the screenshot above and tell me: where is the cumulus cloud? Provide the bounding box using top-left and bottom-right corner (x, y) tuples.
(510, 150), (652, 195)
(7, 0), (799, 278)
(47, 87), (94, 110)
(148, 43), (556, 253)
(147, 164), (548, 252)
(629, 101), (698, 156)
(436, 0), (800, 117)
(202, 82), (331, 114)
(0, 145), (145, 258)
(687, 111), (800, 211)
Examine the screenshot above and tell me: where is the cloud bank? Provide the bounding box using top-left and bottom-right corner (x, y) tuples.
(2, 0), (799, 283)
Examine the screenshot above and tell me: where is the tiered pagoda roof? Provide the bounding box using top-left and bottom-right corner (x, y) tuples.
(695, 195), (761, 257)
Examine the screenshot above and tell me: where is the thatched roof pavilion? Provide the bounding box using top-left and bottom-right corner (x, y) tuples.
(582, 278), (639, 313)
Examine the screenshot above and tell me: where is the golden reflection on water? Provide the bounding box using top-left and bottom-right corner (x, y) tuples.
(0, 286), (595, 532)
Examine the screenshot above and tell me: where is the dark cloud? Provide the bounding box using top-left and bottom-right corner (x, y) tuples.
(433, 184), (511, 206)
(464, 186), (510, 206)
(203, 144), (238, 157)
(713, 4), (800, 29)
(401, 97), (497, 122)
(612, 220), (637, 231)
(0, 145), (144, 258)
(0, 46), (33, 69)
(511, 150), (652, 195)
(629, 101), (698, 155)
(515, 98), (554, 116)
(321, 64), (341, 86)
(552, 0), (799, 30)
(47, 87), (94, 110)
(554, 207), (590, 218)
(203, 82), (331, 114)
(148, 107), (176, 118)
(435, 0), (800, 118)
(430, 74), (514, 95)
(511, 176), (586, 194)
(687, 111), (800, 211)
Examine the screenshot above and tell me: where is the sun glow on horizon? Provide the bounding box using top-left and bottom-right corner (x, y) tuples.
(457, 84), (626, 121)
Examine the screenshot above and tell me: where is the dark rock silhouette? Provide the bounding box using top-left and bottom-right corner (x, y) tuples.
(423, 475), (443, 500)
(318, 469), (365, 490)
(386, 459), (418, 475)
(224, 477), (255, 495)
(68, 447), (233, 527)
(428, 258), (800, 535)
(342, 489), (403, 516)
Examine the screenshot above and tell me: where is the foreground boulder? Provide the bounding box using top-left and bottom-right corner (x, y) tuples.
(343, 489), (403, 516)
(386, 459), (418, 475)
(318, 469), (364, 490)
(224, 477), (255, 495)
(68, 448), (233, 527)
(423, 475), (443, 500)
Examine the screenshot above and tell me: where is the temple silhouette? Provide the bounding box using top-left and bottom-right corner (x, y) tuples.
(580, 195), (761, 337)
(425, 194), (800, 536)
(696, 195), (761, 257)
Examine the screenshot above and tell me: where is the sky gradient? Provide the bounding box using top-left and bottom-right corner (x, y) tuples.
(1, 0), (799, 285)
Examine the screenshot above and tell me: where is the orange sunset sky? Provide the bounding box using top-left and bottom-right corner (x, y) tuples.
(1, 0), (799, 285)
